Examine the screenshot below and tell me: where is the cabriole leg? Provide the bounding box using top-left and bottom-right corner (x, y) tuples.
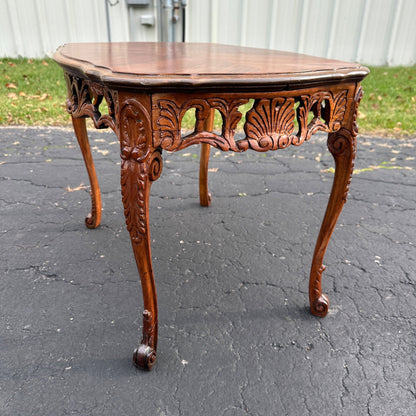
(199, 109), (215, 206)
(121, 151), (163, 370)
(309, 127), (357, 317)
(71, 115), (102, 229)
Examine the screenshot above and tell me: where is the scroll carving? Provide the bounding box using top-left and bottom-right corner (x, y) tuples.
(133, 309), (158, 370)
(153, 90), (348, 153)
(64, 72), (117, 131)
(155, 97), (249, 152)
(208, 98), (250, 142)
(310, 265), (329, 317)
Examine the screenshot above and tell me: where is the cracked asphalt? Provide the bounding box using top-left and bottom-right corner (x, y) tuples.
(1, 126), (415, 415)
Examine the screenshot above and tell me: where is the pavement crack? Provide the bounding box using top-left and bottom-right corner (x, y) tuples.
(0, 176), (62, 190)
(340, 360), (350, 409)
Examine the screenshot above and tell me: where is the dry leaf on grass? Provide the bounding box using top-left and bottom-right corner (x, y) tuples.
(38, 93), (50, 101)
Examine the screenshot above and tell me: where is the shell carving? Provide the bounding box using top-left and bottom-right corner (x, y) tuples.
(243, 97), (296, 151)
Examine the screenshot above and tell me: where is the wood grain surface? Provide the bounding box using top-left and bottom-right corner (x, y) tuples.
(54, 42), (369, 91)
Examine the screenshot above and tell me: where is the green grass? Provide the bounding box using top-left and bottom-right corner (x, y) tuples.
(1, 58), (415, 137)
(358, 66), (416, 136)
(0, 58), (68, 125)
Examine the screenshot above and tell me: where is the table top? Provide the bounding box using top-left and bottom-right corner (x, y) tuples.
(54, 42), (369, 91)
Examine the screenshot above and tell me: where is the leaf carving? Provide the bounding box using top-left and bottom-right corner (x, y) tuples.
(121, 159), (147, 243)
(120, 152), (163, 244)
(328, 90), (347, 131)
(154, 99), (182, 150)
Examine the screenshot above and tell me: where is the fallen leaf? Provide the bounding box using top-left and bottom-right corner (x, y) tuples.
(42, 61), (48, 66)
(28, 59), (33, 64)
(38, 93), (49, 101)
(19, 91), (27, 97)
(40, 106), (48, 112)
(7, 62), (16, 67)
(66, 183), (88, 192)
(8, 92), (18, 99)
(6, 82), (17, 89)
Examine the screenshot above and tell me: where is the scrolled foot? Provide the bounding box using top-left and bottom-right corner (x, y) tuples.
(310, 294), (329, 317)
(203, 192), (212, 207)
(85, 212), (99, 229)
(133, 344), (157, 370)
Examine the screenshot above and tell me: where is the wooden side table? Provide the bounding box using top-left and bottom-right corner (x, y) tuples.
(54, 42), (369, 370)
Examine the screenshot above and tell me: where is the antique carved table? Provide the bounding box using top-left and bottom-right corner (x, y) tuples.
(54, 42), (369, 370)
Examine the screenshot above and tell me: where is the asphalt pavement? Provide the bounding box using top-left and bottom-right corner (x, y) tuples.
(1, 126), (415, 415)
